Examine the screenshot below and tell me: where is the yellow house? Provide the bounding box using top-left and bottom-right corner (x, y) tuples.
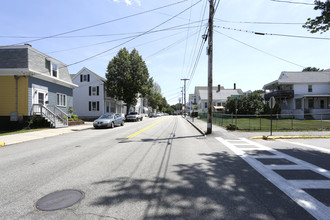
(0, 45), (77, 130)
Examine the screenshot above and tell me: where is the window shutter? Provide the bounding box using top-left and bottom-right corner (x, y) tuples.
(89, 86), (91, 96)
(80, 75), (82, 82)
(88, 74), (90, 82)
(97, 86), (99, 96)
(97, 102), (99, 111)
(89, 102), (91, 111)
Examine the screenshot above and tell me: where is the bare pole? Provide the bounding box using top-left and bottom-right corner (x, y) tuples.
(207, 0), (214, 134)
(181, 78), (189, 115)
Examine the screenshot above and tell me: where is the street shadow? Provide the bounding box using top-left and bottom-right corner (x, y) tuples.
(90, 150), (312, 219)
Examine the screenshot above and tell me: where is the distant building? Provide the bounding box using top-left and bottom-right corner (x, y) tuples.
(190, 84), (244, 113)
(263, 70), (330, 119)
(71, 67), (125, 120)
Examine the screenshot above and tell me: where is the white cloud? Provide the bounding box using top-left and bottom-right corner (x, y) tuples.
(112, 0), (141, 6)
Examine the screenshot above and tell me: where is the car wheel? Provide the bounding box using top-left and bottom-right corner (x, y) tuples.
(121, 121), (124, 126)
(110, 122), (114, 128)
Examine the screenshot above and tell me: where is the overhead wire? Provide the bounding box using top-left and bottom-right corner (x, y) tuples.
(4, 0), (190, 46)
(64, 0), (202, 68)
(270, 0), (315, 5)
(214, 18), (305, 25)
(215, 25), (330, 40)
(215, 30), (305, 68)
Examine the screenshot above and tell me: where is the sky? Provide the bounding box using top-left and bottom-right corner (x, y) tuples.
(1, 0), (329, 105)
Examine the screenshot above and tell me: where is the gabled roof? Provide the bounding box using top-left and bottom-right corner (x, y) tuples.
(195, 86), (243, 101)
(73, 67), (106, 82)
(263, 70), (330, 89)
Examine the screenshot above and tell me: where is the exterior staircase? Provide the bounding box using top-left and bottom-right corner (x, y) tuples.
(31, 104), (68, 128)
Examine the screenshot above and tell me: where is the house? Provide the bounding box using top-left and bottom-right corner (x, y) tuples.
(263, 70), (330, 119)
(0, 44), (77, 130)
(191, 84), (244, 113)
(71, 67), (126, 120)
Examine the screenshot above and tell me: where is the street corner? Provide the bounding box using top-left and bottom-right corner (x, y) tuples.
(250, 135), (330, 140)
(0, 142), (5, 147)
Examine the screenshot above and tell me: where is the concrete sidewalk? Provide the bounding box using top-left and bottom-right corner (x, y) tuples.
(0, 122), (93, 147)
(185, 116), (330, 139)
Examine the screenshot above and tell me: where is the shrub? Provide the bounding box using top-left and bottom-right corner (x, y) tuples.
(226, 123), (239, 130)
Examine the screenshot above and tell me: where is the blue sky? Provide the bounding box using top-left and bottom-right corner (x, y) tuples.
(1, 0), (329, 105)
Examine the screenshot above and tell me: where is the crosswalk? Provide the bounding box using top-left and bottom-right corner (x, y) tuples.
(216, 137), (330, 220)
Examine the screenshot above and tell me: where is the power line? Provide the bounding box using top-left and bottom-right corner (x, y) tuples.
(270, 0), (314, 5)
(5, 0), (190, 46)
(215, 30), (305, 68)
(65, 0), (202, 68)
(215, 18), (304, 25)
(215, 25), (330, 40)
(48, 24), (203, 54)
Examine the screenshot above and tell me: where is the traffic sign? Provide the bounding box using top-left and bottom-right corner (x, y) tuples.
(269, 96), (275, 109)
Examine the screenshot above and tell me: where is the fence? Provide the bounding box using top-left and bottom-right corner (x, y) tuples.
(198, 113), (330, 131)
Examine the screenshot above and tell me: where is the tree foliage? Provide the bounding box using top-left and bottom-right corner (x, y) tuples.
(303, 0), (330, 33)
(302, 67), (323, 71)
(225, 91), (265, 115)
(146, 82), (163, 110)
(105, 48), (152, 114)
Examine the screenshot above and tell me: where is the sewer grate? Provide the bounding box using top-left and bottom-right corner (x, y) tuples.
(36, 190), (84, 211)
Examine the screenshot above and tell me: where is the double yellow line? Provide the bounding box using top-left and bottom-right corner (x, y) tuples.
(126, 118), (166, 139)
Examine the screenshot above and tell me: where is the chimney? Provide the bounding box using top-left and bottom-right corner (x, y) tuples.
(217, 84), (221, 92)
(234, 83), (236, 90)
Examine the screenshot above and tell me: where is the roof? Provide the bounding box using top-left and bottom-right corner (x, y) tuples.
(263, 70), (330, 89)
(197, 88), (243, 101)
(73, 67), (106, 82)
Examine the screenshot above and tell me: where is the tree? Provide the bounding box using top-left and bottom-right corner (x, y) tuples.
(146, 82), (163, 110)
(302, 67), (323, 71)
(225, 91), (264, 115)
(303, 0), (330, 33)
(105, 48), (152, 114)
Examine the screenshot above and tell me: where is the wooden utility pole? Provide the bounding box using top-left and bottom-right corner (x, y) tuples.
(207, 0), (214, 134)
(181, 78), (189, 115)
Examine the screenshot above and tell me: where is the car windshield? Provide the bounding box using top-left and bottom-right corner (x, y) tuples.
(99, 114), (114, 119)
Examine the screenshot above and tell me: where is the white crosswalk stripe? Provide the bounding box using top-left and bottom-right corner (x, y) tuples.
(216, 137), (330, 220)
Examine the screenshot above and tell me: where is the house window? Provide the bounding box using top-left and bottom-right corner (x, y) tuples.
(204, 102), (207, 108)
(308, 85), (313, 92)
(320, 100), (325, 109)
(89, 101), (99, 111)
(89, 86), (99, 96)
(295, 99), (301, 109)
(56, 93), (67, 107)
(51, 63), (58, 78)
(308, 99), (314, 108)
(81, 74), (90, 82)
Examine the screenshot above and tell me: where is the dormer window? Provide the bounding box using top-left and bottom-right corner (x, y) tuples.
(51, 62), (58, 78)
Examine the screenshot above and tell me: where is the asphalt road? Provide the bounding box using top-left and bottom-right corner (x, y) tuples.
(0, 116), (329, 219)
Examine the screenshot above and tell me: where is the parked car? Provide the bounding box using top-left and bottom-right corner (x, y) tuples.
(149, 112), (156, 118)
(93, 113), (124, 128)
(126, 112), (143, 122)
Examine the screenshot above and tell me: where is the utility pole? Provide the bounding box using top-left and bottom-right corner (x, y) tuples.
(207, 0), (214, 134)
(181, 78), (189, 115)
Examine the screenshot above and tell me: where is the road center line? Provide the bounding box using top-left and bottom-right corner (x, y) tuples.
(126, 118), (166, 139)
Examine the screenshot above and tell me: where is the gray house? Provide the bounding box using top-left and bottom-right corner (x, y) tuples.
(0, 44), (77, 129)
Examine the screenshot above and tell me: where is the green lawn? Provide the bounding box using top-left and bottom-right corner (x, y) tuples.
(200, 115), (330, 131)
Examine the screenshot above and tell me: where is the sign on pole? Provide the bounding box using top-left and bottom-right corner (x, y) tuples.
(269, 96), (275, 109)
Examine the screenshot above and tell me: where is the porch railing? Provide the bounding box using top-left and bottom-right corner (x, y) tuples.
(30, 104), (68, 128)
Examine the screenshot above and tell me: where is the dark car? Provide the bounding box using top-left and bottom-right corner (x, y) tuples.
(93, 113), (124, 128)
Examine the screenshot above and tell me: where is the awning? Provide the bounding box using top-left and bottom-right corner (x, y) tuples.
(214, 106), (225, 110)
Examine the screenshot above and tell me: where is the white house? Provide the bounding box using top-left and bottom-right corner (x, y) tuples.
(263, 70), (330, 119)
(191, 84), (244, 113)
(71, 67), (125, 120)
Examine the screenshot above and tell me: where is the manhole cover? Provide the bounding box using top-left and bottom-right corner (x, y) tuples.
(36, 190), (84, 211)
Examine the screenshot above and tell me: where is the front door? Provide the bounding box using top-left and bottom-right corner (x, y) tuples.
(32, 84), (48, 106)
